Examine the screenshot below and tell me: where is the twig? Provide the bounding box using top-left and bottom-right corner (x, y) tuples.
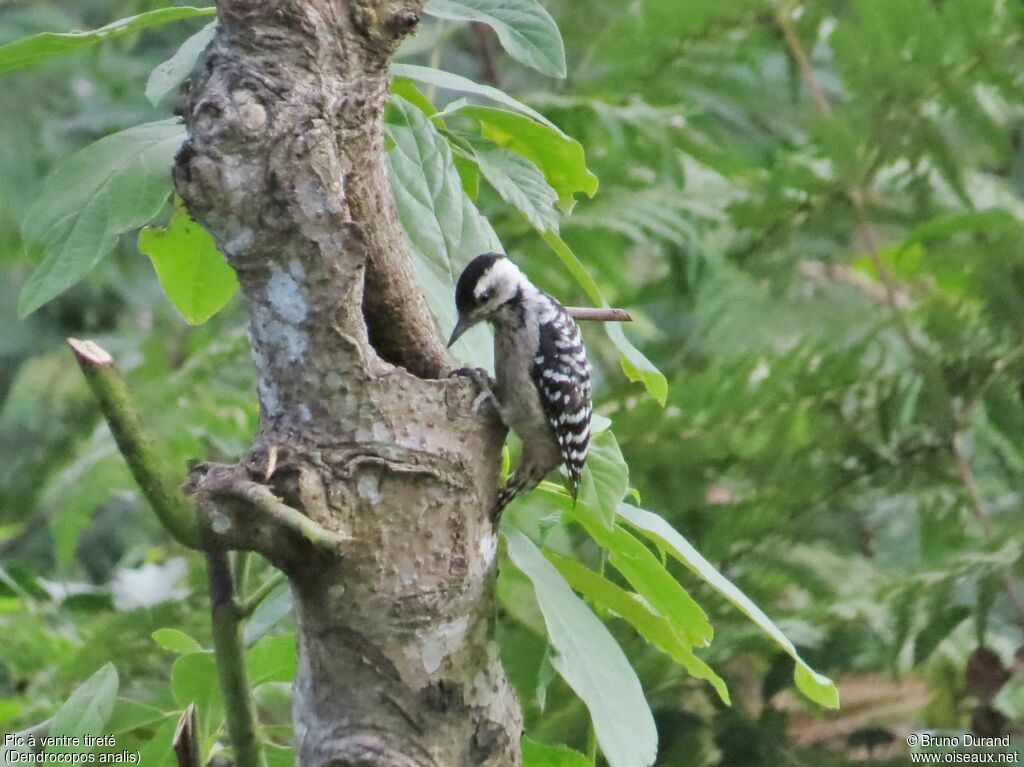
(211, 479), (351, 552)
(566, 307), (633, 322)
(775, 9), (1024, 632)
(239, 570), (287, 618)
(774, 6), (831, 117)
(799, 260), (910, 308)
(952, 428), (1024, 632)
(68, 338), (201, 548)
(206, 550), (267, 767)
(772, 13), (924, 356)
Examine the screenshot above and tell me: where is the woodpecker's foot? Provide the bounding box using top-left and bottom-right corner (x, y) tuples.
(450, 367), (497, 415)
(449, 367), (497, 417)
(450, 366), (495, 389)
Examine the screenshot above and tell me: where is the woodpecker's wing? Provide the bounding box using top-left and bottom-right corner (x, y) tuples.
(530, 304), (592, 497)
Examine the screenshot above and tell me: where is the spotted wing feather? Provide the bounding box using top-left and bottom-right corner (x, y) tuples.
(530, 303), (592, 497)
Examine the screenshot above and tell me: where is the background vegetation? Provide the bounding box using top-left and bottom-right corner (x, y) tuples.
(2, 1), (1023, 765)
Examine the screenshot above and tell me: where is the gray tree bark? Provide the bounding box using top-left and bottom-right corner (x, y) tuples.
(171, 1), (523, 764)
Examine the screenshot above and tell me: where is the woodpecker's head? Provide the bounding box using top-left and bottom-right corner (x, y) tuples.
(448, 253), (525, 346)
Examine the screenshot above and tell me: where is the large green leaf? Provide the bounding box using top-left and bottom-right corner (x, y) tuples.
(424, 0), (566, 78)
(19, 119), (186, 317)
(456, 106), (597, 211)
(135, 715), (179, 767)
(504, 527), (657, 767)
(471, 140), (559, 232)
(0, 7), (216, 75)
(617, 504), (840, 709)
(542, 232), (667, 405)
(145, 21), (217, 106)
(47, 663), (119, 757)
(171, 652), (224, 736)
(138, 203), (238, 324)
(569, 509), (713, 647)
(576, 429), (629, 527)
(246, 633), (297, 686)
(386, 95), (500, 368)
(521, 737), (591, 767)
(390, 64), (564, 135)
(546, 551), (729, 704)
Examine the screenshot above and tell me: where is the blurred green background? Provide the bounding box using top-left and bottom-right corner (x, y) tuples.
(3, 1), (1024, 765)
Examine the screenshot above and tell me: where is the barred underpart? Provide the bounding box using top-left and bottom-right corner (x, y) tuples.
(531, 306), (592, 496)
(450, 253), (593, 517)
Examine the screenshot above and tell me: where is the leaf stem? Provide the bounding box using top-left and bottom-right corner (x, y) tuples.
(239, 571), (287, 618)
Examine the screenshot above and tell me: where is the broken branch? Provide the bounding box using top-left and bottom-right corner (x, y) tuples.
(68, 338), (201, 548)
(566, 307), (633, 322)
(211, 478), (352, 553)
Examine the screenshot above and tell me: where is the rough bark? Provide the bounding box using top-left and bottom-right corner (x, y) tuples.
(171, 1), (522, 764)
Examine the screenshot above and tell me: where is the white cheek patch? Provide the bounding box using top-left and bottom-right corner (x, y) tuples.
(474, 258), (521, 300)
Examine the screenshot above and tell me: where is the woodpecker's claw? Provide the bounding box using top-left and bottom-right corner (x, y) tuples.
(450, 367), (497, 417)
(450, 366), (495, 389)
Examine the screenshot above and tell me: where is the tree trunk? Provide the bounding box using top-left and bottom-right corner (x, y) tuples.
(171, 1), (523, 764)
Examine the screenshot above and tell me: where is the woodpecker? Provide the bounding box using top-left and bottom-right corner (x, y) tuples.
(448, 253), (592, 514)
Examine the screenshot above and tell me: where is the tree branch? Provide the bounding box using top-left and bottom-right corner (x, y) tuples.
(566, 307), (633, 322)
(67, 338), (201, 549)
(70, 338), (274, 766)
(206, 550), (267, 767)
(203, 475), (352, 554)
(774, 9), (924, 356)
(952, 424), (1024, 632)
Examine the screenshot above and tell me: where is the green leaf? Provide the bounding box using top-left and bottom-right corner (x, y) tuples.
(617, 504), (840, 709)
(546, 551), (729, 704)
(386, 95), (501, 368)
(503, 527), (658, 767)
(390, 63), (564, 135)
(136, 715), (179, 767)
(608, 322), (668, 407)
(145, 21), (216, 106)
(265, 743), (297, 767)
(243, 582), (293, 647)
(19, 119), (186, 317)
(471, 140), (559, 232)
(566, 505), (713, 648)
(170, 652), (223, 731)
(138, 203), (238, 324)
(48, 663), (119, 756)
(246, 633), (297, 686)
(577, 430), (629, 527)
(106, 698), (173, 736)
(521, 737), (591, 767)
(541, 231), (667, 405)
(457, 106), (597, 211)
(424, 0), (566, 78)
(152, 628), (204, 655)
(0, 7), (216, 75)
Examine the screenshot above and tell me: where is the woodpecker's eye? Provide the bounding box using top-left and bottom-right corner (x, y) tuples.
(479, 289), (492, 303)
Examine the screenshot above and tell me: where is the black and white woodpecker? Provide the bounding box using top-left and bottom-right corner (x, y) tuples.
(448, 253), (593, 514)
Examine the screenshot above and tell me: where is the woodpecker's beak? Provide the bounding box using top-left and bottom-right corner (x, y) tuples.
(447, 317), (474, 348)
